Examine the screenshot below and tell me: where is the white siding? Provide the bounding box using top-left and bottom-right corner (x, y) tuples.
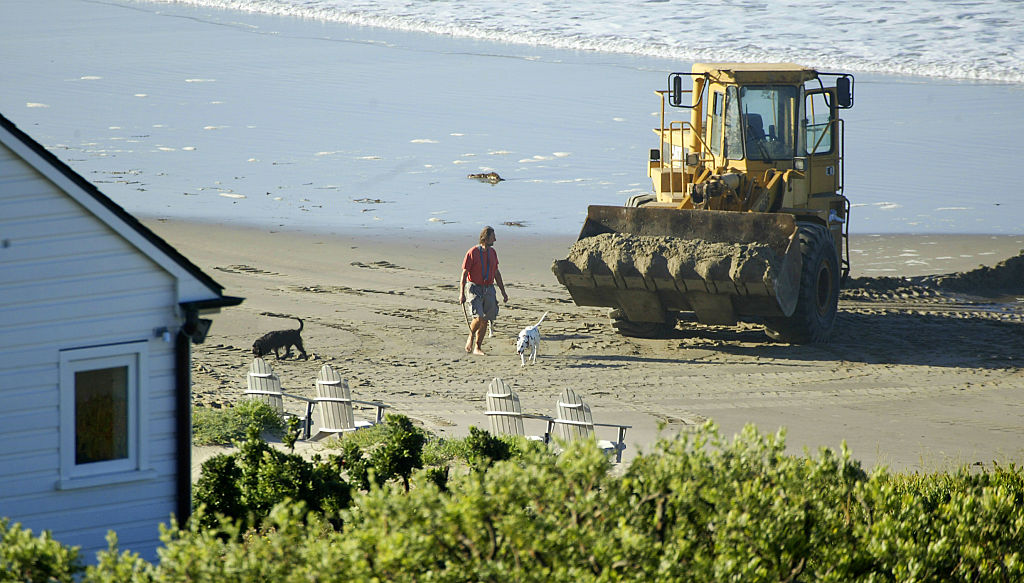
(0, 142), (184, 561)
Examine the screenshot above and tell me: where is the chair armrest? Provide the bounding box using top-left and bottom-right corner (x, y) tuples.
(351, 399), (390, 408)
(522, 413), (555, 443)
(351, 399), (390, 424)
(593, 422), (630, 463)
(552, 418), (590, 427)
(593, 422), (631, 429)
(279, 393), (315, 440)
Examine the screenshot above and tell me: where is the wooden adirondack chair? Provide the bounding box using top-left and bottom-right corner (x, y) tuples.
(553, 388), (631, 462)
(245, 357), (315, 439)
(484, 378), (554, 442)
(310, 364), (389, 440)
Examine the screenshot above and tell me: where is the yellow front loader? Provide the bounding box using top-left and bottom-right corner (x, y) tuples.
(552, 63), (854, 343)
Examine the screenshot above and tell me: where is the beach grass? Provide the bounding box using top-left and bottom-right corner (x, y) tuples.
(192, 400), (286, 446)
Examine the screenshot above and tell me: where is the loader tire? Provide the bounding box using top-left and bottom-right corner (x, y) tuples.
(763, 222), (839, 344)
(609, 309), (676, 338)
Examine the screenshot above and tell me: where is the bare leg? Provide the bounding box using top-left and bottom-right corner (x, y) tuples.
(472, 318), (487, 355)
(465, 317), (475, 352)
(466, 317), (483, 353)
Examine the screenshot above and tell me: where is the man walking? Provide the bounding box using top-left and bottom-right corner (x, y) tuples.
(460, 226), (508, 355)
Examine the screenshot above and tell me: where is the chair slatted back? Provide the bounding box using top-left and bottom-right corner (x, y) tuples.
(246, 358), (284, 413)
(314, 364), (357, 433)
(555, 388), (595, 441)
(485, 378), (526, 437)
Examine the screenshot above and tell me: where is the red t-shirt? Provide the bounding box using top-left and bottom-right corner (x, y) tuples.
(463, 245), (498, 285)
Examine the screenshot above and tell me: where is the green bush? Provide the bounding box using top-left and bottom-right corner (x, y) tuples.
(192, 399), (286, 446)
(330, 421), (530, 469)
(463, 425), (514, 470)
(0, 518), (83, 583)
(192, 414), (430, 531)
(368, 414), (427, 492)
(86, 532), (153, 583)
(9, 424), (1024, 581)
(192, 425), (351, 532)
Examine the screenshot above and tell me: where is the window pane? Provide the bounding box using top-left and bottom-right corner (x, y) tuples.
(724, 87), (743, 159)
(709, 92), (723, 155)
(740, 85), (798, 161)
(75, 366), (129, 464)
(805, 91), (833, 154)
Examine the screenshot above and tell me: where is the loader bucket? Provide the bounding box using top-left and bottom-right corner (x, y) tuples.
(551, 205), (801, 326)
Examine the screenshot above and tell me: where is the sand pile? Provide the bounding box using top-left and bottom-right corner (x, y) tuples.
(922, 250), (1024, 294)
(560, 233), (784, 286)
(846, 250), (1024, 297)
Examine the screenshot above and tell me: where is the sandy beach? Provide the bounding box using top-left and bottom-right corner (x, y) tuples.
(141, 218), (1024, 475)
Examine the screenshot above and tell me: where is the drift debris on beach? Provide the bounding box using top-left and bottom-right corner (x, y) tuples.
(467, 172), (504, 184)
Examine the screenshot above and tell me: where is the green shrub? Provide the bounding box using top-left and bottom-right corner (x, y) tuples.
(369, 415), (427, 492)
(9, 424), (1024, 581)
(858, 466), (1024, 581)
(192, 414), (430, 532)
(618, 424), (872, 581)
(463, 425), (513, 470)
(192, 399), (286, 445)
(85, 532), (153, 583)
(0, 519), (83, 583)
(322, 420), (532, 470)
(192, 425), (351, 532)
(459, 425), (548, 470)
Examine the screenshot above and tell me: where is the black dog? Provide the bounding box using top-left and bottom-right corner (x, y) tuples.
(252, 317), (308, 360)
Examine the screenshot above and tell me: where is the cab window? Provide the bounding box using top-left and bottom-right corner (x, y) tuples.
(740, 85), (798, 161)
(724, 87), (743, 160)
(804, 90), (834, 155)
(709, 91), (723, 156)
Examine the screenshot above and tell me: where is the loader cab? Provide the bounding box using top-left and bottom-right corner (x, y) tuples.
(705, 79), (811, 166)
(651, 63), (853, 214)
(735, 85), (799, 162)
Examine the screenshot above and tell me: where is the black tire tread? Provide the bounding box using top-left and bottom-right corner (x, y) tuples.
(763, 222), (840, 344)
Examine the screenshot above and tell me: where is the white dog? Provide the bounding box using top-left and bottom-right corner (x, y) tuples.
(516, 312), (548, 366)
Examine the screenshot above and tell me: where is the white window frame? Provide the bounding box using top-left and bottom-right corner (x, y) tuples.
(58, 341), (154, 489)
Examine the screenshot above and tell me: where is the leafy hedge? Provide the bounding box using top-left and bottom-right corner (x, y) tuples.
(4, 421), (1022, 582)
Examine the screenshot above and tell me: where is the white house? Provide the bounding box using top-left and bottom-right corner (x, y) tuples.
(0, 113), (242, 561)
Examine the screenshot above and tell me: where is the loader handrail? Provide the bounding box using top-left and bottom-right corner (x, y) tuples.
(654, 90), (716, 203)
(655, 90), (715, 166)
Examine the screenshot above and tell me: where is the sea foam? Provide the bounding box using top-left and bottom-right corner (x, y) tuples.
(139, 0), (1024, 83)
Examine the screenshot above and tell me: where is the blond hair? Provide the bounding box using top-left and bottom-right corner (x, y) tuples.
(479, 226), (494, 245)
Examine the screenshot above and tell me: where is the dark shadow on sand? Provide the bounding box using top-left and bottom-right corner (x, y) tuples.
(686, 311), (1022, 369)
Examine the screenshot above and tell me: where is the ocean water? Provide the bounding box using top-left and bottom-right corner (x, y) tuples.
(157, 0), (1024, 84)
(2, 0), (1023, 237)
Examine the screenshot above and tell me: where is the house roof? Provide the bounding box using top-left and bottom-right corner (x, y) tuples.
(0, 112), (242, 309)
